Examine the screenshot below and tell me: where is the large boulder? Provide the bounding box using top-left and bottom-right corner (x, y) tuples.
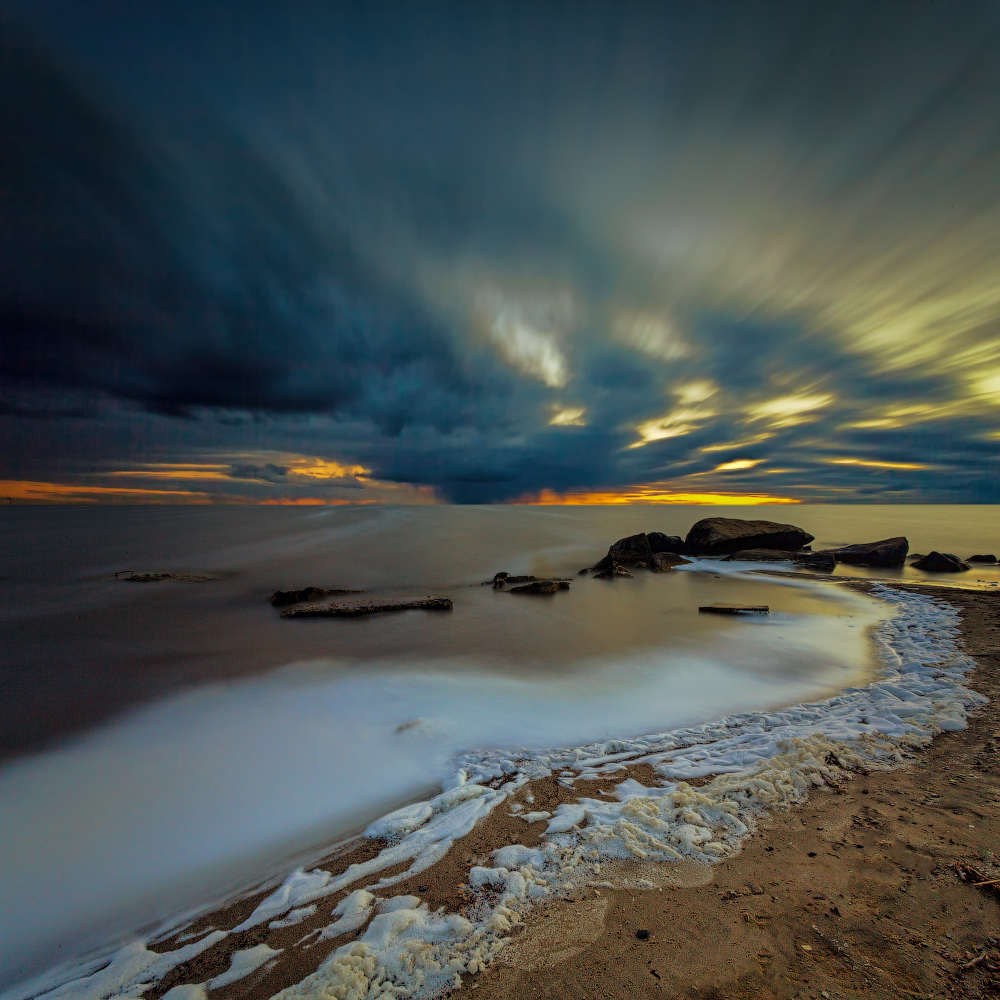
(587, 533), (655, 574)
(829, 537), (908, 568)
(608, 533), (655, 565)
(968, 554), (997, 564)
(684, 518), (814, 556)
(647, 532), (685, 554)
(912, 552), (970, 573)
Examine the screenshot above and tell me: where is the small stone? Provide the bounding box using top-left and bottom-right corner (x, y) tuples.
(636, 929), (650, 940)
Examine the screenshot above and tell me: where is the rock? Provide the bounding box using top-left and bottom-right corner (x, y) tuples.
(608, 533), (655, 565)
(593, 561), (634, 579)
(968, 554), (997, 564)
(724, 549), (836, 571)
(509, 580), (570, 594)
(796, 551), (836, 572)
(281, 596), (453, 617)
(270, 587), (363, 607)
(585, 532), (657, 575)
(912, 552), (970, 573)
(699, 603), (769, 615)
(908, 553), (926, 560)
(647, 532), (685, 554)
(491, 573), (538, 589)
(118, 571), (218, 583)
(684, 518), (814, 556)
(830, 537), (908, 568)
(651, 551), (691, 572)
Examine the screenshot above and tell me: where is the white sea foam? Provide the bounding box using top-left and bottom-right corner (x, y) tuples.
(2, 562), (880, 989)
(17, 585), (983, 1000)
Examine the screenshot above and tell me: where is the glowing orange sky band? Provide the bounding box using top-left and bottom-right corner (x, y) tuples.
(510, 487), (800, 505)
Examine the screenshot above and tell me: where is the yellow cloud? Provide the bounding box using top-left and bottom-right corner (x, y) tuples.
(824, 457), (933, 470)
(713, 458), (765, 472)
(699, 434), (773, 452)
(550, 406), (587, 426)
(613, 311), (689, 360)
(675, 380), (717, 405)
(630, 407), (716, 448)
(746, 393), (833, 427)
(510, 485), (798, 505)
(285, 457), (369, 479)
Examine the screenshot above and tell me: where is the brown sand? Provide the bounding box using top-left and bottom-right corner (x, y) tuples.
(148, 583), (1000, 1000)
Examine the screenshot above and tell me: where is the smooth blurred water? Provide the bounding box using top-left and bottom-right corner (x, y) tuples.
(0, 504), (994, 986)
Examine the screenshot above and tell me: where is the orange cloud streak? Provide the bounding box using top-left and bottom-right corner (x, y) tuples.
(257, 497), (382, 505)
(510, 486), (800, 505)
(0, 480), (212, 504)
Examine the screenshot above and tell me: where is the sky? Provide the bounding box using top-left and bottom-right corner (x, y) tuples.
(2, 0), (1000, 504)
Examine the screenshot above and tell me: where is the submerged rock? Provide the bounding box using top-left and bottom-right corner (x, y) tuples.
(724, 549), (836, 571)
(270, 587), (364, 607)
(829, 536), (909, 568)
(647, 532), (685, 554)
(912, 552), (970, 573)
(593, 561), (634, 579)
(684, 517), (814, 556)
(651, 551), (691, 571)
(699, 603), (769, 615)
(968, 554), (997, 564)
(281, 596), (453, 617)
(491, 573), (538, 589)
(509, 580), (570, 594)
(117, 571), (219, 583)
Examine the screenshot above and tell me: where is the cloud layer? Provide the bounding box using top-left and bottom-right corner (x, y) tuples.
(3, 2), (1000, 502)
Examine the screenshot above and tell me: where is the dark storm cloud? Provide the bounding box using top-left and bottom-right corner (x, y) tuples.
(3, 1), (1000, 501)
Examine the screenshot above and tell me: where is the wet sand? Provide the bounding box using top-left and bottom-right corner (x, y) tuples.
(143, 582), (1000, 1000)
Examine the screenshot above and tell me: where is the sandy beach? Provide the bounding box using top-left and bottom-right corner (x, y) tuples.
(125, 580), (1000, 1000)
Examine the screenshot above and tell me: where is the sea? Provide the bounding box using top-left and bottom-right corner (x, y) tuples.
(1, 504), (997, 990)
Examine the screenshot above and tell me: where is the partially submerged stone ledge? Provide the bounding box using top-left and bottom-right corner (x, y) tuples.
(280, 596), (453, 618)
(698, 603), (770, 615)
(270, 587), (365, 607)
(508, 580), (570, 594)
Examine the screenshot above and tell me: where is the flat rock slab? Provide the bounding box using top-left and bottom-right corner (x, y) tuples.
(490, 574), (539, 588)
(698, 603), (769, 615)
(509, 580), (570, 594)
(116, 571), (219, 583)
(281, 596), (453, 617)
(270, 587), (364, 606)
(968, 554), (997, 564)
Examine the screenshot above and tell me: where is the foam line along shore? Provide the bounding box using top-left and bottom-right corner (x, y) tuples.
(9, 581), (985, 1000)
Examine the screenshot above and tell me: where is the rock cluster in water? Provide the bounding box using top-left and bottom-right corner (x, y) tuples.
(268, 517), (995, 618)
(280, 597), (453, 617)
